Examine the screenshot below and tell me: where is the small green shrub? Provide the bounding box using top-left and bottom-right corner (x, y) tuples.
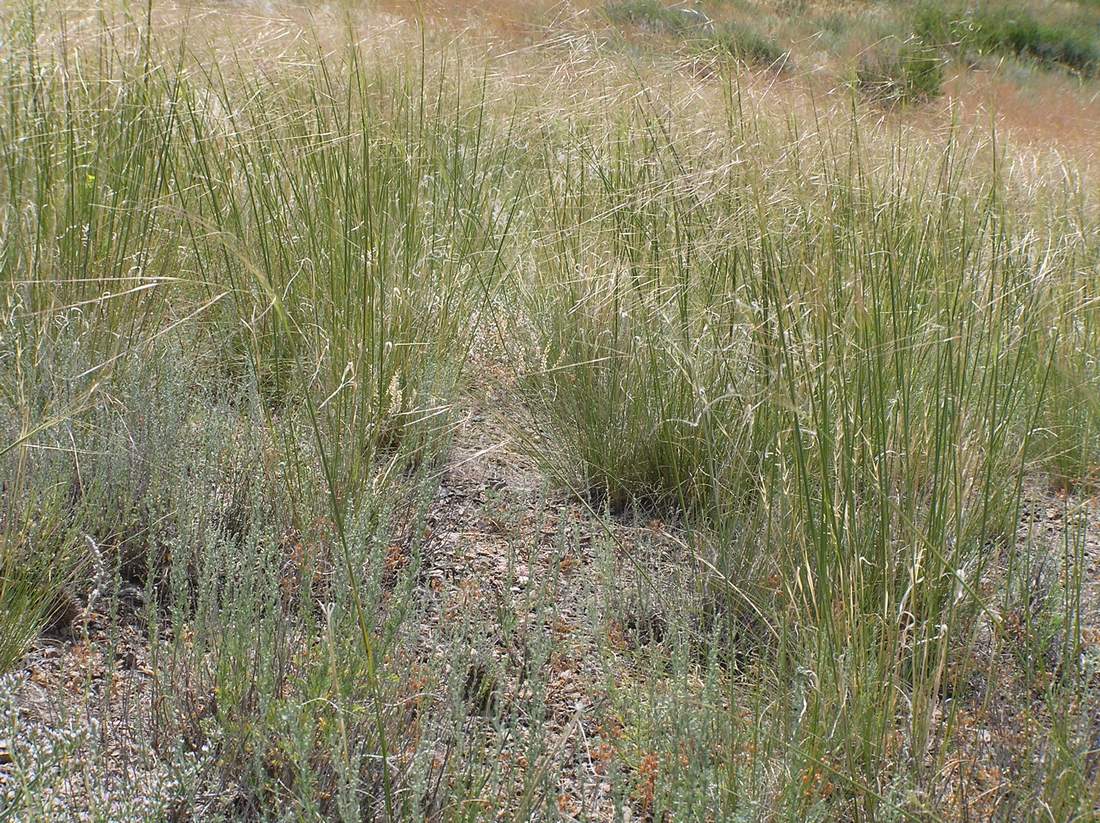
(984, 12), (1099, 73)
(857, 38), (944, 104)
(914, 2), (1100, 75)
(912, 3), (959, 48)
(709, 21), (786, 68)
(605, 2), (785, 69)
(605, 0), (696, 35)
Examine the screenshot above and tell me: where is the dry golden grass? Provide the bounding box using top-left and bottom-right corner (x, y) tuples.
(949, 69), (1100, 168)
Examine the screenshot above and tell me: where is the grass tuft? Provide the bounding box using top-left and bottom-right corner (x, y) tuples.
(857, 38), (945, 104)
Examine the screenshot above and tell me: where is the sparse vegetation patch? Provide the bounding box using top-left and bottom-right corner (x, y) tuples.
(2, 0), (1100, 820)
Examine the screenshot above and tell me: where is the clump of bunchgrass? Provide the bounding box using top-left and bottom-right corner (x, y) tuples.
(857, 37), (944, 104)
(515, 121), (774, 515)
(708, 20), (786, 69)
(605, 0), (699, 36)
(1036, 301), (1100, 490)
(517, 89), (1089, 817)
(173, 46), (517, 504)
(0, 508), (82, 670)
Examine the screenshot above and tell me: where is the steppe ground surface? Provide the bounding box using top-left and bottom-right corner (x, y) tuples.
(2, 0), (1100, 820)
